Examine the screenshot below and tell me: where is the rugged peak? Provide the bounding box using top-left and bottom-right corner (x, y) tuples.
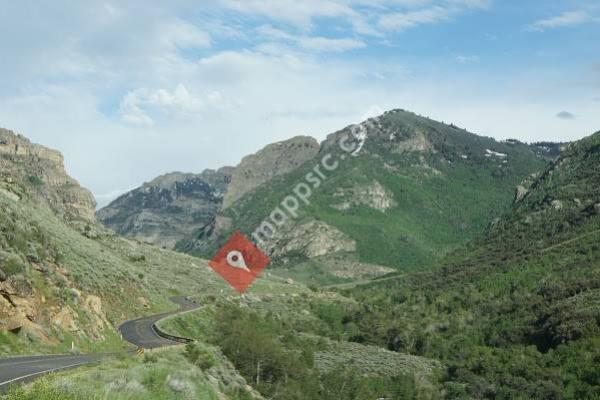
(0, 128), (96, 222)
(0, 128), (64, 165)
(97, 167), (232, 249)
(142, 168), (235, 192)
(221, 135), (320, 209)
(143, 172), (201, 190)
(321, 109), (560, 173)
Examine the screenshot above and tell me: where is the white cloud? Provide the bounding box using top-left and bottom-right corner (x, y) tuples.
(298, 37), (366, 52)
(377, 0), (490, 32)
(257, 26), (365, 53)
(119, 84), (221, 126)
(379, 6), (451, 31)
(221, 0), (491, 37)
(527, 11), (589, 32)
(160, 19), (212, 50)
(219, 0), (356, 28)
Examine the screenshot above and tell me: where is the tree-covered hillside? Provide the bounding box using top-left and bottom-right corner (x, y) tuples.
(345, 131), (600, 399)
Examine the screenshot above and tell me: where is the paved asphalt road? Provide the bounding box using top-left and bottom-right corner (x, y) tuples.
(0, 354), (104, 391)
(118, 296), (200, 349)
(0, 296), (199, 392)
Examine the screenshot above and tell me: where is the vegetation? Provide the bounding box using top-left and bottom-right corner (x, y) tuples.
(183, 110), (549, 283)
(202, 303), (428, 399)
(342, 132), (600, 399)
(4, 350), (231, 400)
(0, 150), (296, 356)
(3, 126), (599, 399)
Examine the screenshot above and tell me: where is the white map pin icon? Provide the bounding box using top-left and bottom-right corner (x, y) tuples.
(226, 250), (250, 272)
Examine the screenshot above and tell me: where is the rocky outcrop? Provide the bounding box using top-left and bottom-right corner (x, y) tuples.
(97, 169), (233, 248)
(262, 219), (357, 259)
(0, 257), (111, 343)
(0, 128), (96, 221)
(332, 180), (396, 212)
(221, 136), (320, 209)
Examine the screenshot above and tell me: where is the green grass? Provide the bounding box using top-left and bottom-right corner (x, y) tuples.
(4, 349), (237, 400)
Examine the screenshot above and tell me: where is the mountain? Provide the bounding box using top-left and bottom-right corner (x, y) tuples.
(4, 128), (440, 400)
(0, 127), (291, 355)
(0, 128), (96, 222)
(97, 136), (320, 250)
(346, 131), (600, 398)
(97, 169), (233, 248)
(221, 135), (320, 209)
(178, 110), (555, 285)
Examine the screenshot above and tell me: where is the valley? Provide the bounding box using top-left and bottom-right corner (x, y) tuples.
(1, 114), (598, 400)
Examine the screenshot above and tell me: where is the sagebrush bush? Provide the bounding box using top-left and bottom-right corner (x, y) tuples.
(7, 378), (83, 400)
(184, 343), (216, 371)
(2, 255), (26, 276)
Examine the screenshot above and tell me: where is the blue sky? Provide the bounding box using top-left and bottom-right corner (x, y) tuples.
(0, 0), (598, 206)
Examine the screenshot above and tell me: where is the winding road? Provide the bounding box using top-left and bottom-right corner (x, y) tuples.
(0, 296), (199, 393)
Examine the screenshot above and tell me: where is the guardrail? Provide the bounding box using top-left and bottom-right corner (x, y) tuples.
(150, 323), (194, 344)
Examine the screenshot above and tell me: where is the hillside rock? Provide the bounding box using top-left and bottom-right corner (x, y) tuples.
(97, 169), (233, 248)
(221, 136), (320, 209)
(332, 180), (396, 211)
(0, 128), (96, 221)
(265, 219), (357, 259)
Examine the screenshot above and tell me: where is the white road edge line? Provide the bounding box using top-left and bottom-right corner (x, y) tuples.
(0, 355), (86, 367)
(0, 360), (93, 388)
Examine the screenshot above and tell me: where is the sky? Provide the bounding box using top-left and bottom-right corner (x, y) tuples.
(0, 0), (599, 207)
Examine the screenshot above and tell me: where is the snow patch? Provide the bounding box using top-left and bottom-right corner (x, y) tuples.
(485, 149), (507, 158)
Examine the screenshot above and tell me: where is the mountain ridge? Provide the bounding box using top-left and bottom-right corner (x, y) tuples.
(177, 109), (557, 284)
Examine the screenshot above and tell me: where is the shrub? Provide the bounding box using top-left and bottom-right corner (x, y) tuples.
(2, 255), (26, 276)
(183, 343), (216, 371)
(6, 378), (82, 400)
(27, 175), (44, 187)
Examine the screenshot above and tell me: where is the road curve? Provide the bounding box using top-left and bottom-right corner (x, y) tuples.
(0, 296), (199, 393)
(118, 296), (200, 349)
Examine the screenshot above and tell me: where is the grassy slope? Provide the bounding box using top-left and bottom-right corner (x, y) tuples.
(0, 185), (299, 356)
(4, 347), (260, 400)
(345, 132), (600, 399)
(156, 291), (443, 399)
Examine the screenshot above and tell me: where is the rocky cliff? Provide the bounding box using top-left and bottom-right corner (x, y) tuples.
(221, 136), (320, 209)
(97, 169), (233, 248)
(97, 135), (319, 249)
(0, 128), (96, 221)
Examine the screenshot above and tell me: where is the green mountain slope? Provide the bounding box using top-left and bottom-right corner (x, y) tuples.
(180, 110), (552, 284)
(346, 131), (600, 399)
(4, 128), (439, 400)
(0, 128), (295, 356)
